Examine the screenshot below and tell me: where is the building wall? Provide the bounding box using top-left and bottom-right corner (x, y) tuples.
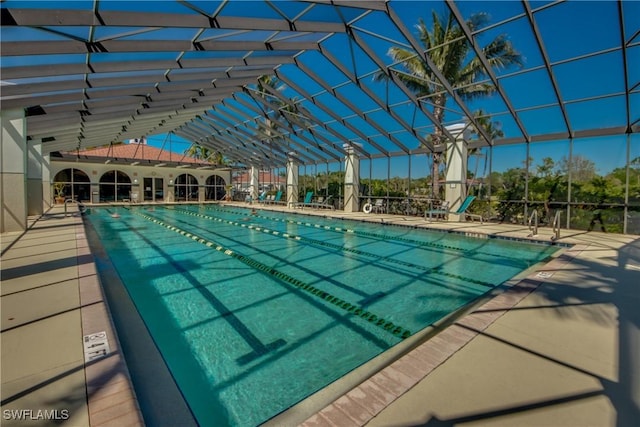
(50, 161), (231, 204)
(1, 108), (27, 232)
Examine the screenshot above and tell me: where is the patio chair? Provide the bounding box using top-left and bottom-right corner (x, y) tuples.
(425, 196), (483, 223)
(266, 190), (283, 204)
(371, 199), (386, 213)
(307, 195), (335, 210)
(294, 191), (314, 208)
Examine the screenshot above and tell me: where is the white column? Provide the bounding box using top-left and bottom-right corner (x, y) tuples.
(42, 153), (51, 211)
(167, 179), (175, 202)
(1, 108), (28, 232)
(343, 144), (360, 213)
(249, 166), (259, 202)
(444, 123), (469, 221)
(132, 177), (141, 203)
(27, 139), (45, 215)
(286, 154), (298, 208)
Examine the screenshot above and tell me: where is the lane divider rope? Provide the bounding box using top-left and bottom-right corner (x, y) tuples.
(131, 209), (412, 340)
(169, 207), (495, 288)
(202, 205), (467, 252)
(200, 205), (531, 267)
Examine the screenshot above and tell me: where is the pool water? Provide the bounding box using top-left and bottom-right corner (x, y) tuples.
(85, 205), (559, 426)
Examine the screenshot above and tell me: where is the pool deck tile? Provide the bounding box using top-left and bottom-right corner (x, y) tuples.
(331, 395), (376, 424)
(350, 379), (396, 409)
(89, 396), (140, 426)
(300, 413), (333, 427)
(316, 404), (361, 427)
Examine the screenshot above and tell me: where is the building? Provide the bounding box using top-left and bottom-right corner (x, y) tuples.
(51, 142), (231, 204)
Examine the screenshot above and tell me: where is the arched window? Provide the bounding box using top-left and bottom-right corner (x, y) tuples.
(53, 168), (91, 202)
(99, 170), (132, 202)
(204, 175), (227, 201)
(175, 174), (199, 202)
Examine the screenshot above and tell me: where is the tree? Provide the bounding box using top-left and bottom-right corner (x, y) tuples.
(255, 75), (308, 150)
(536, 157), (556, 178)
(379, 10), (522, 197)
(184, 144), (225, 165)
(558, 155), (597, 183)
(468, 109), (503, 195)
(470, 109), (504, 143)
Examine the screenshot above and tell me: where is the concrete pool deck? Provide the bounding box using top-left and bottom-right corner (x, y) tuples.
(1, 206), (143, 427)
(1, 203), (638, 426)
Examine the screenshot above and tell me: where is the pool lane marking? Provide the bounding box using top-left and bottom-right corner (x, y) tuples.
(131, 210), (412, 340)
(112, 207), (288, 365)
(169, 207), (496, 289)
(202, 205), (468, 253)
(201, 205), (534, 267)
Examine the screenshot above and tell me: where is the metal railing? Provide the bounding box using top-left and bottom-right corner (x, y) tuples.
(64, 198), (85, 216)
(527, 210), (538, 237)
(551, 210), (562, 241)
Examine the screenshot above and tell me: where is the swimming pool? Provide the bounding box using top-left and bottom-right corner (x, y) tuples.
(85, 204), (559, 426)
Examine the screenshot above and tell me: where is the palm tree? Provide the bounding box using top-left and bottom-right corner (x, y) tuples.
(255, 75), (309, 149)
(470, 109), (504, 142)
(381, 10), (522, 197)
(184, 144), (225, 165)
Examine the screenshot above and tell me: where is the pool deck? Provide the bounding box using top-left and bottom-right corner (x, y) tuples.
(1, 202), (639, 426)
(1, 206), (143, 427)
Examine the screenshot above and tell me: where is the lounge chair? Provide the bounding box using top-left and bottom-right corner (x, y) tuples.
(294, 191), (314, 208)
(425, 195), (483, 223)
(246, 191), (266, 204)
(371, 198), (385, 213)
(306, 195), (335, 210)
(266, 190), (283, 204)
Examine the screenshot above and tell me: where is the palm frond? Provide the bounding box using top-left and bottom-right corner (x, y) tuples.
(482, 34), (524, 69)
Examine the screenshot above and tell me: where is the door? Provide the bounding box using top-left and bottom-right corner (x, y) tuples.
(154, 178), (164, 201)
(143, 177), (164, 202)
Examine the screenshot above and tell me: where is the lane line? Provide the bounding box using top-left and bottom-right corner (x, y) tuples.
(131, 209), (413, 340)
(169, 206), (496, 289)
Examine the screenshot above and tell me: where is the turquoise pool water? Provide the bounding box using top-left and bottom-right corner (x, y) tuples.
(85, 204), (559, 426)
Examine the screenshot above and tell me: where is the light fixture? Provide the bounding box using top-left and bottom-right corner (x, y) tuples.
(155, 163), (167, 167)
(104, 159), (111, 164)
(131, 161), (140, 166)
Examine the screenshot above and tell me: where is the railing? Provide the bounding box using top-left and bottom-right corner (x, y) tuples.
(358, 196), (440, 216)
(64, 198), (85, 216)
(551, 210), (562, 241)
(527, 210), (538, 237)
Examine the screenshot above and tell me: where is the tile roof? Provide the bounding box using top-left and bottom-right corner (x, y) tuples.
(72, 143), (205, 164)
(233, 171), (285, 184)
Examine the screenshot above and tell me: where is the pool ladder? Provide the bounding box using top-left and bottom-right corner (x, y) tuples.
(527, 210), (538, 237)
(64, 198), (85, 217)
(551, 210), (562, 241)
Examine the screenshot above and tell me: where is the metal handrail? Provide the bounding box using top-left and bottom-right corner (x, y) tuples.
(527, 210), (538, 237)
(64, 198), (85, 216)
(551, 210), (562, 241)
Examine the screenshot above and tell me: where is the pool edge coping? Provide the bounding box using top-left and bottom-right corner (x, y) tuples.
(75, 211), (146, 427)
